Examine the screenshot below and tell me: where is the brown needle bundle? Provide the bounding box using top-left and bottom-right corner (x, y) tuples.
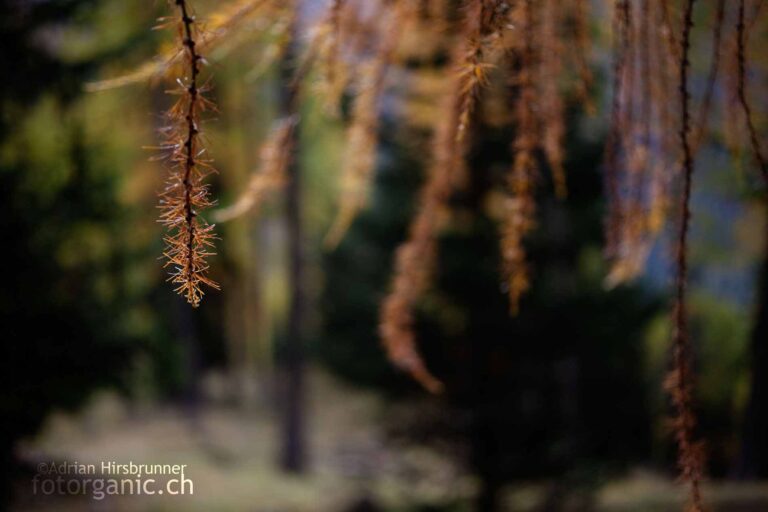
(570, 0), (595, 115)
(603, 0), (681, 287)
(540, 0), (567, 199)
(87, 0), (277, 91)
(603, 0), (632, 277)
(455, 0), (506, 144)
(323, 0), (397, 249)
(323, 60), (384, 249)
(501, 0), (538, 316)
(158, 0), (219, 307)
(310, 0), (348, 116)
(378, 0), (507, 392)
(378, 90), (459, 394)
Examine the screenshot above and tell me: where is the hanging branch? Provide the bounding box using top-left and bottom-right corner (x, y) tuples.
(310, 0), (348, 115)
(87, 0), (276, 91)
(737, 0), (768, 185)
(665, 0), (705, 509)
(604, 0), (686, 288)
(612, 0), (653, 286)
(571, 0), (595, 115)
(540, 0), (567, 199)
(648, 0), (681, 250)
(659, 0), (682, 61)
(501, 0), (538, 316)
(691, 0), (725, 151)
(604, 0), (631, 264)
(378, 90), (458, 393)
(324, 1), (399, 249)
(212, 117), (297, 223)
(379, 0), (506, 392)
(455, 0), (504, 143)
(159, 0), (219, 307)
(633, 0), (653, 216)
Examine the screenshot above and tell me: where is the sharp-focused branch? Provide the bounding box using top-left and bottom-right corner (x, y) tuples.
(159, 0), (219, 307)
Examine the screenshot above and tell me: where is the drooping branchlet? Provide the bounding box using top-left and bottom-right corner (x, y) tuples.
(691, 0), (725, 151)
(213, 117), (297, 223)
(455, 0), (507, 144)
(665, 1), (706, 510)
(736, 0), (768, 185)
(311, 0), (348, 116)
(500, 0), (538, 316)
(88, 0), (280, 92)
(378, 87), (460, 394)
(377, 0), (507, 391)
(378, 0), (513, 391)
(158, 0), (219, 307)
(324, 0), (399, 249)
(540, 0), (568, 200)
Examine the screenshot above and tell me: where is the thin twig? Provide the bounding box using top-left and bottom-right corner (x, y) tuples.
(737, 0), (768, 185)
(669, 1), (705, 510)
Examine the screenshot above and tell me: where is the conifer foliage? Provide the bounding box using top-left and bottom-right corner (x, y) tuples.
(157, 0), (219, 307)
(95, 0), (768, 506)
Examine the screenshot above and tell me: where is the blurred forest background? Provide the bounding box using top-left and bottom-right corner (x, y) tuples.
(1, 0), (768, 511)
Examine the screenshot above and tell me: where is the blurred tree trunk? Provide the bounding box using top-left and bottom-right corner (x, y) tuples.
(0, 440), (13, 507)
(222, 76), (264, 407)
(735, 208), (768, 478)
(174, 298), (201, 413)
(277, 17), (307, 474)
(465, 122), (503, 512)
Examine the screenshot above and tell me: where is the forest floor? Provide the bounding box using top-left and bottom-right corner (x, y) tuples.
(10, 368), (768, 512)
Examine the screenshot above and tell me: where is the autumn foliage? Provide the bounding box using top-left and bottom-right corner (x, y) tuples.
(94, 0), (768, 508)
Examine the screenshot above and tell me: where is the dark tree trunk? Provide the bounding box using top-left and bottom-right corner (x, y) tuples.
(466, 123), (503, 512)
(173, 297), (210, 460)
(277, 22), (306, 474)
(735, 213), (768, 478)
(471, 327), (502, 512)
(474, 455), (502, 512)
(173, 296), (201, 413)
(0, 440), (13, 508)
